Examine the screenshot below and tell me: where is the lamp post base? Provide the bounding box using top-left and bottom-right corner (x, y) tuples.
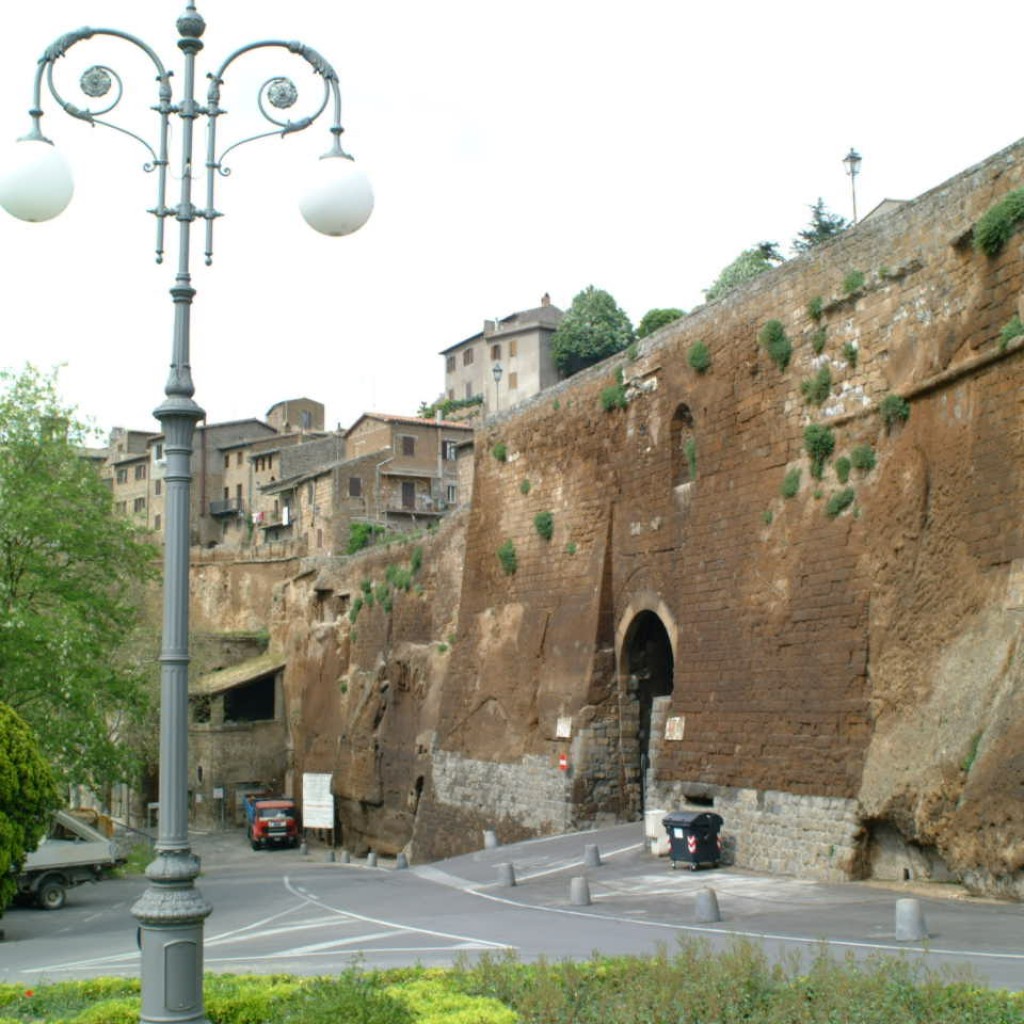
(132, 851), (212, 1024)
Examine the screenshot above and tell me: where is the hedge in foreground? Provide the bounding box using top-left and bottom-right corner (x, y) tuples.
(1, 941), (1022, 1024)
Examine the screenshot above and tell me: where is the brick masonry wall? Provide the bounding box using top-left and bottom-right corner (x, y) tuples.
(419, 139), (1024, 883)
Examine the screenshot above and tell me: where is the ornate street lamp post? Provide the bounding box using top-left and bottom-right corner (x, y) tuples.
(843, 146), (862, 224)
(0, 5), (372, 1022)
(492, 361), (503, 413)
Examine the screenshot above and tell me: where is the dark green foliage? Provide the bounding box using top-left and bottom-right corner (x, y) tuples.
(811, 326), (828, 354)
(850, 444), (877, 471)
(705, 242), (784, 302)
(385, 564), (413, 592)
(835, 456), (851, 484)
(519, 479), (531, 495)
(792, 198), (848, 254)
(533, 511), (554, 541)
(843, 341), (859, 367)
(636, 307), (685, 339)
(801, 365), (832, 405)
(826, 487), (856, 517)
(999, 314), (1024, 351)
(807, 295), (824, 321)
(0, 367), (157, 792)
(973, 187), (1024, 256)
(600, 384), (628, 411)
(759, 319), (792, 370)
(684, 438), (698, 480)
(410, 546), (423, 574)
(551, 285), (634, 377)
(348, 522), (386, 554)
(491, 442), (508, 462)
(348, 596), (363, 624)
(0, 702), (60, 911)
(687, 341), (712, 374)
(781, 468), (801, 499)
(417, 394), (483, 420)
(880, 393), (911, 430)
(842, 269), (866, 294)
(565, 541), (577, 555)
(804, 424), (836, 479)
(497, 540), (517, 576)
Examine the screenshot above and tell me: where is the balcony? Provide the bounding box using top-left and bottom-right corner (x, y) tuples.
(209, 498), (245, 517)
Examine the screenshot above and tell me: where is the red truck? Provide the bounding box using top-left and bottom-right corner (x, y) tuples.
(244, 796), (300, 850)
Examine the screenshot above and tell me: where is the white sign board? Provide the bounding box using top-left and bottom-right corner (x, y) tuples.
(302, 772), (334, 829)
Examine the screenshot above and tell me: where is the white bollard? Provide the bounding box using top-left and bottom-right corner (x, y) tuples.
(895, 898), (928, 941)
(367, 851), (378, 868)
(396, 852), (409, 869)
(570, 876), (591, 906)
(497, 862), (517, 887)
(694, 887), (721, 923)
(584, 843), (602, 867)
(341, 850), (351, 864)
(483, 829), (499, 849)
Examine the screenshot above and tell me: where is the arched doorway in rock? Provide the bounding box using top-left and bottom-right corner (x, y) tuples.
(621, 610), (674, 813)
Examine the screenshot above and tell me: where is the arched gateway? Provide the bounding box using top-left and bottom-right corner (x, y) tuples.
(617, 599), (676, 817)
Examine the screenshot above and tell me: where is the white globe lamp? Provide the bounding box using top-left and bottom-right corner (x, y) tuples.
(299, 153), (373, 237)
(0, 138), (74, 222)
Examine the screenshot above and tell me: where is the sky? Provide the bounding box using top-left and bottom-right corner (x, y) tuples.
(0, 1), (1019, 440)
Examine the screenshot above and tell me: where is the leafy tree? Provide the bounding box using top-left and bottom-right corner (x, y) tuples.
(636, 308), (685, 339)
(551, 286), (634, 377)
(0, 366), (157, 794)
(792, 198), (848, 254)
(0, 701), (60, 912)
(704, 242), (784, 302)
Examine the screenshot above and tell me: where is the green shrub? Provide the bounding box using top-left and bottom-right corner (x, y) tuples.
(762, 509), (773, 525)
(999, 313), (1024, 351)
(626, 341), (639, 361)
(497, 539), (517, 575)
(533, 511), (554, 541)
(879, 264), (892, 279)
(519, 478), (531, 495)
(687, 341), (712, 374)
(842, 269), (865, 294)
(807, 295), (824, 321)
(600, 384), (629, 411)
(826, 487), (856, 517)
(758, 319), (792, 370)
(850, 444), (877, 471)
(410, 546), (423, 574)
(387, 978), (518, 1024)
(804, 424), (836, 479)
(780, 468), (801, 499)
(491, 442), (508, 462)
(349, 596), (363, 624)
(973, 187), (1024, 256)
(800, 365), (832, 405)
(565, 541), (577, 555)
(811, 325), (827, 354)
(843, 341), (859, 367)
(835, 455), (851, 484)
(684, 437), (698, 480)
(348, 521), (386, 554)
(880, 393), (910, 431)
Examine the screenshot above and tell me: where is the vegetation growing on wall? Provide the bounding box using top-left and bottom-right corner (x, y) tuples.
(491, 442), (508, 462)
(807, 295), (824, 321)
(973, 187), (1024, 256)
(811, 326), (827, 354)
(999, 314), (1024, 351)
(850, 445), (877, 472)
(834, 456), (851, 484)
(418, 394), (483, 419)
(497, 539), (518, 575)
(687, 341), (712, 374)
(826, 487), (856, 518)
(800, 365), (832, 405)
(684, 437), (698, 480)
(534, 511), (554, 541)
(843, 341), (858, 368)
(519, 479), (531, 495)
(804, 424), (836, 479)
(600, 368), (629, 411)
(349, 522), (387, 554)
(759, 319), (792, 370)
(842, 269), (865, 294)
(880, 394), (911, 432)
(781, 468), (801, 499)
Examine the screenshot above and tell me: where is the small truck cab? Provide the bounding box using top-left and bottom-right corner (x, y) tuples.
(17, 810), (122, 909)
(244, 796), (300, 850)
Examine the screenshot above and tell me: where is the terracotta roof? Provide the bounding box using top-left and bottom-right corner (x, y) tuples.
(349, 412), (474, 432)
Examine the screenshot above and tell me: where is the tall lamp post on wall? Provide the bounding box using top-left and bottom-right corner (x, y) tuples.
(492, 361), (503, 414)
(843, 146), (862, 224)
(0, 6), (372, 1023)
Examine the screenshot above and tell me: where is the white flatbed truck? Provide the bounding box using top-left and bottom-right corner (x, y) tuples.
(16, 810), (122, 910)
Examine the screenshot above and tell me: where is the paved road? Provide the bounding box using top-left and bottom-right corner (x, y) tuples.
(2, 823), (1021, 990)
